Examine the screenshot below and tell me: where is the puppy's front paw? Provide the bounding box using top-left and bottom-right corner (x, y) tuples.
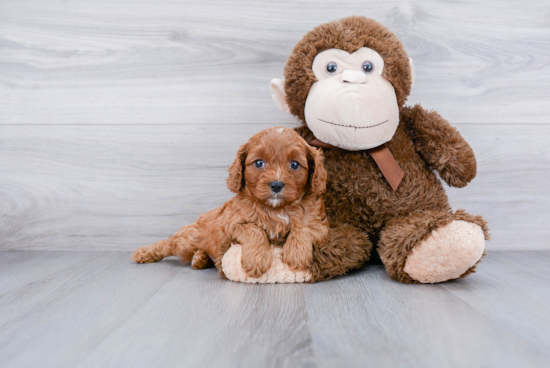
(132, 246), (161, 264)
(241, 245), (274, 278)
(282, 240), (312, 272)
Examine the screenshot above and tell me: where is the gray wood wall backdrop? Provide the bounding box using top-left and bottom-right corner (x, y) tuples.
(1, 0), (549, 251)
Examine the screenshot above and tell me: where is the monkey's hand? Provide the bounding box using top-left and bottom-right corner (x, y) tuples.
(232, 223), (273, 278)
(403, 104), (477, 188)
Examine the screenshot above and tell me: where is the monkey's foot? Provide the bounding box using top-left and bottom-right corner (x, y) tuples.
(222, 245), (311, 283)
(379, 210), (489, 284)
(403, 220), (485, 283)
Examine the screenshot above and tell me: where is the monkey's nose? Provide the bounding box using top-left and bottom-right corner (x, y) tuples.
(269, 181), (284, 193)
(342, 70), (367, 84)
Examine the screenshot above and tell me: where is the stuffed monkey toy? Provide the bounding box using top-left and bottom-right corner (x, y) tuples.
(222, 16), (489, 284)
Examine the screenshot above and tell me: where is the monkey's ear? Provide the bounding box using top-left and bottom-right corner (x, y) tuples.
(270, 78), (291, 114)
(409, 58), (415, 90)
(227, 142), (249, 193)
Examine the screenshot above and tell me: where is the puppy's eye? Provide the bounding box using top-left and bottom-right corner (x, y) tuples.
(326, 61), (338, 74)
(362, 61), (374, 73)
(290, 161), (300, 170)
(254, 159), (265, 169)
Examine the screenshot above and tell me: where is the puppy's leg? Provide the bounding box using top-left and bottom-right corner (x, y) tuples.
(233, 224), (273, 278)
(132, 237), (175, 264)
(283, 225), (327, 272)
(132, 224), (199, 264)
(282, 232), (312, 272)
(191, 250), (214, 269)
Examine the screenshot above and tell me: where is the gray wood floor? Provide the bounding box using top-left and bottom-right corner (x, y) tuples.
(1, 251), (549, 368)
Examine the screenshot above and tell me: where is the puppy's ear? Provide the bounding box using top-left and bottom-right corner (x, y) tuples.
(307, 145), (327, 195)
(227, 142), (249, 193)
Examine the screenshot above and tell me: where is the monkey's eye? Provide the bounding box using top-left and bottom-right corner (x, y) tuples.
(362, 61), (374, 73)
(290, 161), (300, 170)
(254, 159), (265, 169)
(326, 61), (338, 74)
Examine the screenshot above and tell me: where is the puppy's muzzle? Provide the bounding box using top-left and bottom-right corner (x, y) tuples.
(269, 181), (284, 193)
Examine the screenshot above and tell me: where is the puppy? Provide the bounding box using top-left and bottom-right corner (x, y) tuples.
(132, 127), (329, 278)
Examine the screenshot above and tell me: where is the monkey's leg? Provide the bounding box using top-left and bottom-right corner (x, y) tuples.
(310, 223), (372, 282)
(378, 210), (489, 284)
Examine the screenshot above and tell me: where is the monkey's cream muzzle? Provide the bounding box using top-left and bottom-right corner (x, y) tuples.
(304, 48), (401, 151)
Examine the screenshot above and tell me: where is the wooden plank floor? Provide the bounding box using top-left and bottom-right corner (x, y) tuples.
(0, 251), (549, 368)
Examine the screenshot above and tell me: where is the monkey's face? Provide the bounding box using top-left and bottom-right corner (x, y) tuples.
(271, 18), (415, 150)
(304, 47), (400, 150)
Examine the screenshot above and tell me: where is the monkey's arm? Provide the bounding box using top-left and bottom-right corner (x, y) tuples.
(402, 104), (477, 188)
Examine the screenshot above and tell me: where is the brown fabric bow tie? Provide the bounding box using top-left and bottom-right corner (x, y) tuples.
(309, 139), (404, 192)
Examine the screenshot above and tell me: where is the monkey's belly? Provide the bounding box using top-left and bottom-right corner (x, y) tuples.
(322, 151), (450, 233)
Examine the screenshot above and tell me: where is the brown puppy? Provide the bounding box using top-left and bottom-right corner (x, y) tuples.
(132, 127), (328, 278)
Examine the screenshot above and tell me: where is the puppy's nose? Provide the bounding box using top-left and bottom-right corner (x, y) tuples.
(269, 181), (284, 193)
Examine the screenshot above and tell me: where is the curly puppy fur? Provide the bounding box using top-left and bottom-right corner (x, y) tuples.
(284, 16), (488, 283)
(132, 127), (329, 279)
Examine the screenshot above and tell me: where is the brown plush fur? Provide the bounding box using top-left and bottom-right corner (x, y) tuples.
(311, 223), (372, 282)
(132, 127), (329, 279)
(284, 16), (489, 283)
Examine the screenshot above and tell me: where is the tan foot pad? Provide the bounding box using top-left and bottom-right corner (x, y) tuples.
(404, 220), (485, 283)
(222, 245), (312, 283)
